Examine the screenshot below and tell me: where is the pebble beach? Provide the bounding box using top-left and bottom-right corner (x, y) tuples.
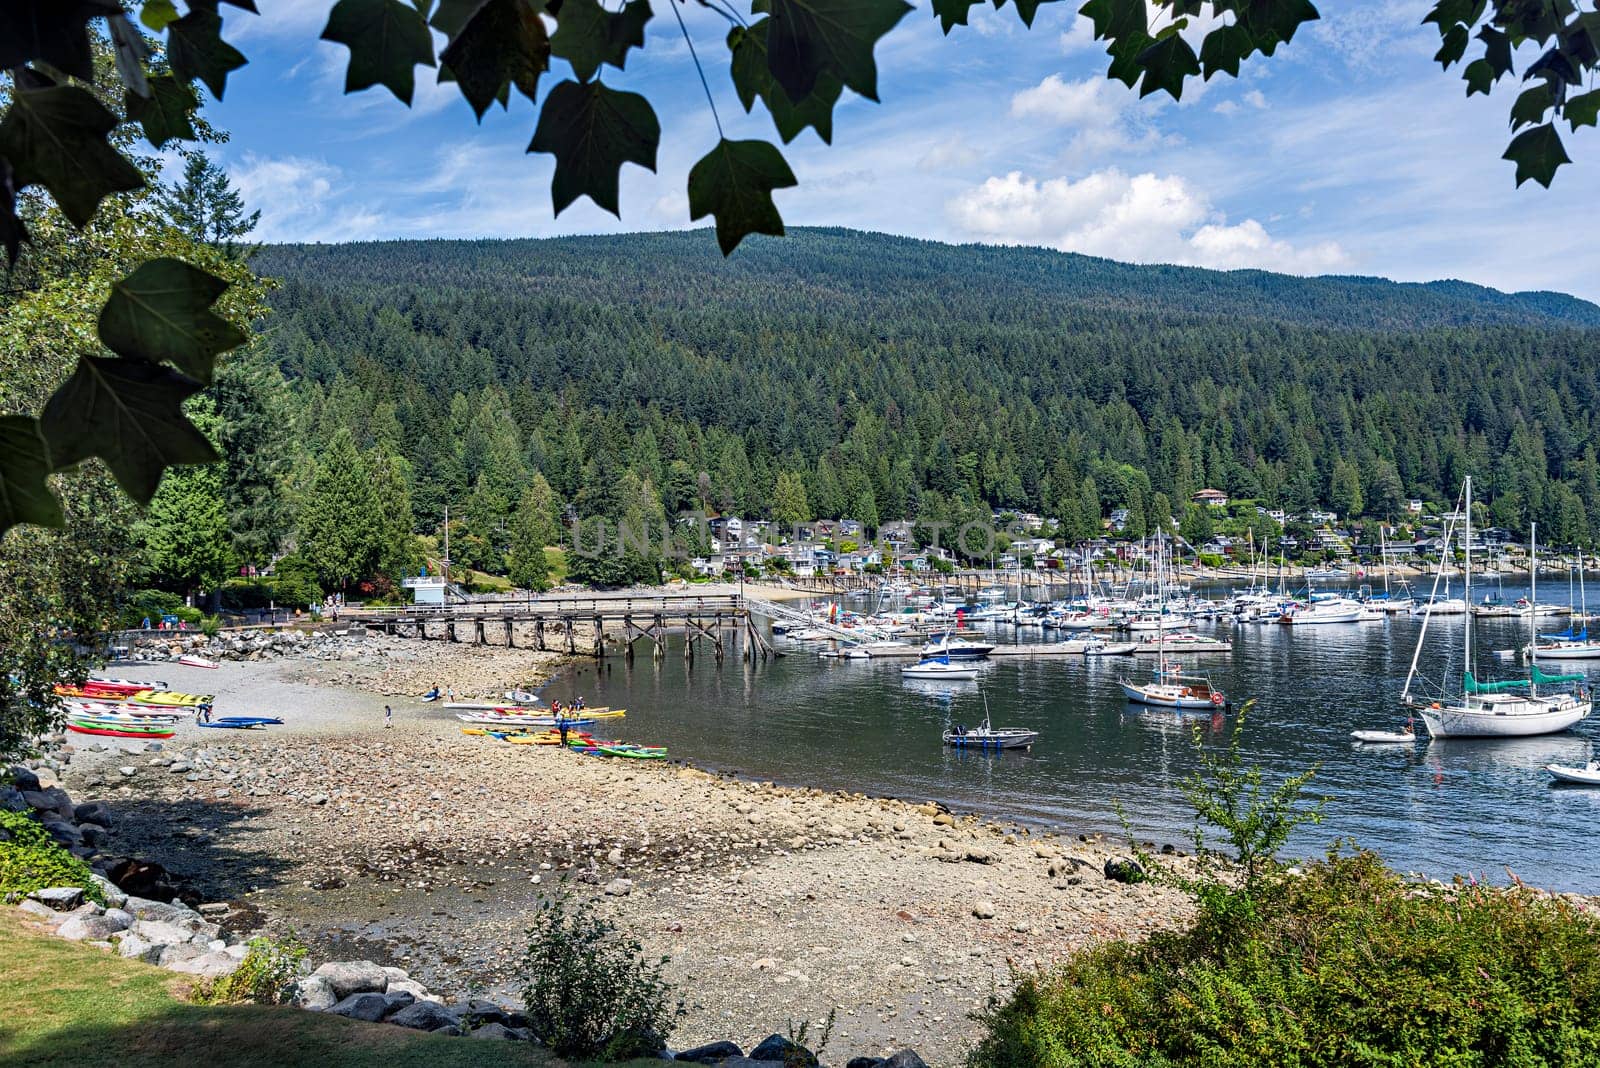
(57, 633), (1192, 1066)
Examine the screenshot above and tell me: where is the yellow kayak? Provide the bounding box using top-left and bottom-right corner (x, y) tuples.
(129, 691), (213, 707)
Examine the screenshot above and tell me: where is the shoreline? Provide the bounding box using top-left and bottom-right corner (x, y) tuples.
(56, 640), (1190, 1066)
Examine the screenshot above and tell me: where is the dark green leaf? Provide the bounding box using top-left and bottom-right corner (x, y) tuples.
(167, 2), (248, 98)
(1199, 23), (1252, 79)
(1477, 24), (1512, 77)
(1433, 23), (1468, 67)
(1011, 0), (1060, 27)
(1106, 30), (1153, 87)
(687, 138), (796, 256)
(0, 85), (144, 227)
(1566, 12), (1600, 66)
(1423, 0), (1475, 30)
(1253, 0), (1318, 44)
(1135, 31), (1199, 99)
(549, 0), (650, 83)
(1079, 0), (1145, 41)
(1462, 57), (1494, 95)
(528, 79), (658, 216)
(321, 0), (436, 105)
(440, 0), (549, 118)
(0, 157), (26, 264)
(0, 416), (64, 534)
(1525, 46), (1582, 88)
(765, 0), (912, 103)
(931, 0), (983, 33)
(430, 0), (490, 36)
(0, 0), (116, 81)
(39, 357), (217, 504)
(1565, 87), (1600, 130)
(1509, 83), (1553, 130)
(98, 258), (245, 384)
(1502, 121), (1570, 187)
(729, 19), (841, 144)
(125, 74), (200, 147)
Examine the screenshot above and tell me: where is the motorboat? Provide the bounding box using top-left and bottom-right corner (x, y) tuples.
(943, 718), (1038, 750)
(920, 634), (994, 659)
(1546, 761), (1600, 785)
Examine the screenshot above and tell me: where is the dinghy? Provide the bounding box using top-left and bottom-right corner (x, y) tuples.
(177, 655), (219, 669)
(1546, 762), (1600, 785)
(1351, 727), (1419, 744)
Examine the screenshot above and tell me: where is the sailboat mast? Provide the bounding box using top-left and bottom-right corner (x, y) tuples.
(1463, 476), (1473, 686)
(1530, 523), (1538, 694)
(1403, 482), (1464, 705)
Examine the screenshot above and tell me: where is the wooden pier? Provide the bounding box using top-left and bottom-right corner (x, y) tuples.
(349, 593), (777, 662)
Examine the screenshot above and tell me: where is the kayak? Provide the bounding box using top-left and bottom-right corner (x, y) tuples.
(197, 716), (283, 729)
(89, 677), (167, 692)
(585, 745), (668, 760)
(67, 723), (174, 739)
(129, 691), (213, 707)
(1351, 729), (1419, 744)
(177, 655), (220, 669)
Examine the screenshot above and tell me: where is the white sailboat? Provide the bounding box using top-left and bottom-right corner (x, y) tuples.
(1402, 482), (1592, 738)
(1529, 545), (1600, 659)
(1120, 539), (1228, 709)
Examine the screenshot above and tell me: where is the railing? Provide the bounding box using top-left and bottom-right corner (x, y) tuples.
(349, 592), (745, 622)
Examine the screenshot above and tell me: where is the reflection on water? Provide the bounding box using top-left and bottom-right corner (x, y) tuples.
(538, 585), (1600, 891)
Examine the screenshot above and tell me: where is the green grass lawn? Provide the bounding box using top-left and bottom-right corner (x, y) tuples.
(0, 912), (654, 1068)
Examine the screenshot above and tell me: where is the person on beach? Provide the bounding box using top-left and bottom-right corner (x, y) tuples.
(574, 696), (586, 710)
(557, 716), (570, 749)
(384, 704), (393, 729)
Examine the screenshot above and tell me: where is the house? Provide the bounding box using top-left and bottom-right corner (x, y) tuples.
(837, 518), (864, 538)
(401, 575), (447, 605)
(708, 516), (743, 543)
(1256, 506), (1287, 524)
(1192, 488), (1230, 508)
(1109, 508), (1131, 532)
(688, 555), (725, 577)
(881, 521), (914, 545)
(780, 543), (819, 577)
(1406, 499), (1424, 514)
(1308, 509), (1337, 524)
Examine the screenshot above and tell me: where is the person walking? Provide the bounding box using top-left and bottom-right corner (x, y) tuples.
(384, 704), (393, 729)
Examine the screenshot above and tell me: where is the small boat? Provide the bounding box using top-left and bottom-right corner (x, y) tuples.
(456, 713), (599, 728)
(128, 691), (214, 707)
(1546, 761), (1600, 785)
(420, 687), (441, 702)
(943, 715), (1037, 750)
(584, 744), (668, 760)
(1351, 726), (1419, 743)
(902, 655), (979, 680)
(196, 716), (283, 729)
(1119, 660), (1227, 709)
(504, 689), (542, 704)
(919, 633), (995, 659)
(87, 677), (166, 693)
(1082, 640), (1138, 656)
(177, 655), (219, 669)
(66, 723), (174, 739)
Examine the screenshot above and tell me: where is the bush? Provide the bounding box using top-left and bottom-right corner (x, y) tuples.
(968, 847), (1600, 1067)
(198, 935), (309, 1005)
(517, 891), (682, 1060)
(0, 809), (104, 905)
(118, 589), (184, 628)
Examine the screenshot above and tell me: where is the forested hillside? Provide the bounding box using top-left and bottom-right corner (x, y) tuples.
(252, 228), (1600, 570)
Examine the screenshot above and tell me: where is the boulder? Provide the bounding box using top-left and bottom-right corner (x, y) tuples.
(116, 934), (165, 964)
(883, 1052), (930, 1068)
(8, 766), (40, 792)
(453, 999), (512, 1027)
(1, 787), (28, 813)
(109, 861), (178, 902)
(131, 919), (194, 946)
(749, 1035), (817, 1066)
(845, 1059), (884, 1068)
(57, 914), (128, 941)
(385, 978), (430, 1000)
(469, 1022), (518, 1041)
(17, 899), (57, 919)
(708, 1059), (784, 1068)
(78, 824), (108, 848)
(289, 976), (338, 1011)
(158, 942), (204, 967)
(102, 908), (134, 930)
(381, 991), (417, 1016)
(604, 878), (633, 896)
(123, 896), (185, 923)
(329, 992), (392, 1022)
(972, 900), (996, 920)
(73, 801), (112, 826)
(387, 1000), (461, 1031)
(27, 886), (85, 911)
(1103, 857), (1146, 884)
(167, 951), (243, 979)
(312, 960), (390, 999)
(677, 1040), (744, 1063)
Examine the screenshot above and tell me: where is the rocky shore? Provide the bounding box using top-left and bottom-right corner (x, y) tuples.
(39, 644), (1194, 1065)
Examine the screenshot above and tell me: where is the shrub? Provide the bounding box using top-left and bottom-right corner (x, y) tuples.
(118, 588), (184, 628)
(198, 935), (309, 1005)
(968, 847), (1600, 1067)
(0, 809), (104, 905)
(199, 615), (223, 638)
(517, 890), (682, 1060)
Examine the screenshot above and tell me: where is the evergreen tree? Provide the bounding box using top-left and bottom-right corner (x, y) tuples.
(1330, 459), (1364, 519)
(298, 429), (381, 590)
(213, 355), (295, 567)
(507, 484), (553, 591)
(773, 471), (810, 531)
(369, 450), (419, 582)
(138, 404), (233, 600)
(154, 152), (260, 254)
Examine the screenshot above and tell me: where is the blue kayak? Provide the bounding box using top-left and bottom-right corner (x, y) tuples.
(197, 716), (284, 729)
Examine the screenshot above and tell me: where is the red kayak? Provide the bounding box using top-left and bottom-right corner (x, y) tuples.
(86, 678), (163, 694)
(66, 723), (174, 739)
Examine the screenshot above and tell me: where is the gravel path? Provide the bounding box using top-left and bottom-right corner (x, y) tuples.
(62, 636), (1191, 1066)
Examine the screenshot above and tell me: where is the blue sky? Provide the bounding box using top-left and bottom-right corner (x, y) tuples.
(203, 1), (1600, 300)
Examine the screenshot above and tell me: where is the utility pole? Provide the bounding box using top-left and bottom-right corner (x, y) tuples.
(443, 501), (451, 598)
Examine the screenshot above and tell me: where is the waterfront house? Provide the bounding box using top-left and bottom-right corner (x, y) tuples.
(1192, 488), (1229, 508)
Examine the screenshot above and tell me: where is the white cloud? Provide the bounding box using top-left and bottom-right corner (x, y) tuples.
(1010, 74), (1128, 128)
(1213, 100), (1239, 115)
(1243, 89), (1268, 109)
(1059, 15), (1097, 54)
(228, 154), (385, 242)
(918, 136), (980, 172)
(947, 168), (1349, 274)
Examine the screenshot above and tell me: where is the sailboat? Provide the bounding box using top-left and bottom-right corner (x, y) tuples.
(1402, 481), (1592, 738)
(1529, 545), (1600, 659)
(1120, 537), (1227, 709)
(903, 653), (979, 680)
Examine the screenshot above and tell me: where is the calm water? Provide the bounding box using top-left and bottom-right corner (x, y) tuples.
(541, 581), (1600, 892)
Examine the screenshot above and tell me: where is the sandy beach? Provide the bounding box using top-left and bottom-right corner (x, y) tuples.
(57, 636), (1190, 1066)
